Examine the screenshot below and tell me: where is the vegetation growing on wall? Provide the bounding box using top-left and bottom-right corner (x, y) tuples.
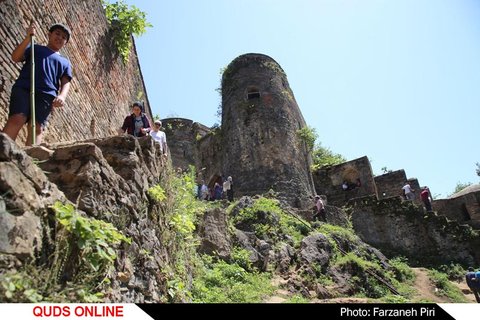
(52, 202), (131, 275)
(262, 61), (286, 76)
(296, 125), (345, 170)
(311, 143), (346, 170)
(102, 0), (152, 63)
(296, 126), (317, 151)
(0, 202), (130, 302)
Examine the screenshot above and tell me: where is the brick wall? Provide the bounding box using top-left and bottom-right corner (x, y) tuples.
(0, 0), (151, 146)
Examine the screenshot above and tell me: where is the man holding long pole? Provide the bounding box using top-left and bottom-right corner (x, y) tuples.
(2, 22), (73, 146)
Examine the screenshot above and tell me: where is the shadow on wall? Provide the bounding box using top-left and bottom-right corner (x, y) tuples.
(97, 24), (118, 73)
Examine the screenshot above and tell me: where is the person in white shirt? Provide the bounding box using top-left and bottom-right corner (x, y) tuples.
(223, 176), (234, 202)
(200, 182), (209, 200)
(314, 195), (326, 221)
(402, 182), (415, 200)
(150, 120), (168, 156)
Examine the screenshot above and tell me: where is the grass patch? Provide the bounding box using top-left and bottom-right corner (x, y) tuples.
(232, 197), (310, 247)
(428, 269), (467, 302)
(317, 223), (358, 243)
(437, 263), (466, 282)
(286, 295), (310, 303)
(192, 255), (274, 303)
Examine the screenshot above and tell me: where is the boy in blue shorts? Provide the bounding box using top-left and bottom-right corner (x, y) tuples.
(2, 22), (73, 145)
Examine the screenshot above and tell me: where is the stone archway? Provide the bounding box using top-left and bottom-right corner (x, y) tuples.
(207, 174), (223, 189)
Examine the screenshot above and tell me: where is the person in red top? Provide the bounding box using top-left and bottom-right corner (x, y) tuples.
(420, 186), (433, 212)
(118, 101), (151, 137)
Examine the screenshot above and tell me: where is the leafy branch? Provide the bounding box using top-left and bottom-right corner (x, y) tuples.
(102, 0), (152, 63)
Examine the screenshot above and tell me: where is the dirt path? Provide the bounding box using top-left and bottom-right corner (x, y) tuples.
(412, 267), (476, 303)
(412, 267), (449, 303)
(452, 277), (477, 303)
(264, 276), (290, 303)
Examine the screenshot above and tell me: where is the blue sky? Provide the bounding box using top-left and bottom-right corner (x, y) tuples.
(125, 0), (480, 198)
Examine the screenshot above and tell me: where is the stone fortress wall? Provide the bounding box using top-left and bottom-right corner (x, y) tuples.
(162, 51), (479, 225)
(313, 157), (479, 227)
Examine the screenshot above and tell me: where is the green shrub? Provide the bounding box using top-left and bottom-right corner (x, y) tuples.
(231, 247), (253, 271)
(233, 197), (309, 246)
(192, 256), (274, 303)
(388, 257), (415, 283)
(102, 0), (152, 63)
(437, 263), (466, 281)
(53, 201), (131, 273)
(148, 185), (166, 202)
(335, 252), (380, 272)
(296, 126), (317, 151)
(1, 202), (131, 303)
(428, 269), (467, 302)
(168, 167), (204, 238)
(0, 269), (43, 302)
(287, 295), (310, 303)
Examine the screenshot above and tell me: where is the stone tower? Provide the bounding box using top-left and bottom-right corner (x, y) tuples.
(221, 53), (315, 208)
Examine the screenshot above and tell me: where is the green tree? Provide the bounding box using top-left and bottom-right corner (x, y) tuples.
(296, 126), (317, 151)
(311, 143), (346, 170)
(296, 125), (345, 170)
(450, 182), (473, 196)
(381, 167), (393, 174)
(102, 0), (152, 63)
(476, 162), (480, 177)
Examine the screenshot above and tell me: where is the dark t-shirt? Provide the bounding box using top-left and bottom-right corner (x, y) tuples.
(14, 44), (73, 96)
(466, 272), (480, 289)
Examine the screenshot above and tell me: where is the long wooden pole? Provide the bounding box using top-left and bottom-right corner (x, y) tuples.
(30, 31), (36, 145)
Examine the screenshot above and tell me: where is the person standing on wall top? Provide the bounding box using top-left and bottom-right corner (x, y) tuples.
(2, 22), (73, 146)
(466, 267), (480, 303)
(420, 186), (433, 212)
(119, 101), (151, 137)
(150, 120), (168, 157)
(402, 181), (415, 200)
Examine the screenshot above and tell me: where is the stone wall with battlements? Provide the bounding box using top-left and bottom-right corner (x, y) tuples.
(312, 156), (377, 206)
